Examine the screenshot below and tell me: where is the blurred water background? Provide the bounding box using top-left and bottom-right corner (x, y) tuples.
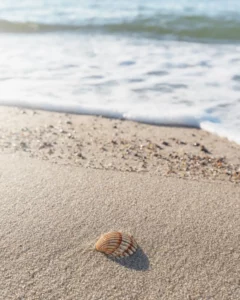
(0, 0), (240, 143)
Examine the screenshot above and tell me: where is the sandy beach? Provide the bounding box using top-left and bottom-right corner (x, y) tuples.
(0, 106), (240, 300)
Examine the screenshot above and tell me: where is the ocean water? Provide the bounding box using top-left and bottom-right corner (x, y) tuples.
(0, 0), (240, 144)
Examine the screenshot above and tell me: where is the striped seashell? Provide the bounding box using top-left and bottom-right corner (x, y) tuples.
(95, 231), (138, 258)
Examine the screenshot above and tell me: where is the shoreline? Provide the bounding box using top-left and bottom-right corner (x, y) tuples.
(0, 106), (239, 183)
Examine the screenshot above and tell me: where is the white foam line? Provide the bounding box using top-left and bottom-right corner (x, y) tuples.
(124, 112), (201, 128)
(201, 121), (240, 145)
(0, 100), (123, 119)
(1, 100), (239, 145)
(0, 100), (205, 127)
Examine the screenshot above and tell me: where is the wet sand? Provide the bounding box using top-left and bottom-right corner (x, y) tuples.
(0, 107), (239, 182)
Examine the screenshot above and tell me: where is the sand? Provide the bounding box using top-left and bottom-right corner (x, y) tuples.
(0, 107), (240, 182)
(0, 107), (240, 299)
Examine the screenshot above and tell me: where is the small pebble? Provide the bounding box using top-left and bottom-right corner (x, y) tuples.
(201, 145), (211, 154)
(59, 129), (67, 134)
(76, 153), (86, 159)
(193, 142), (200, 147)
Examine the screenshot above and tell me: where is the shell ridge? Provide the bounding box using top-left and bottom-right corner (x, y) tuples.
(122, 236), (136, 256)
(95, 231), (138, 258)
(111, 232), (122, 256)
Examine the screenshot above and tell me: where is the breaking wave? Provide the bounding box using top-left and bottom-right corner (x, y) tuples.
(1, 14), (240, 43)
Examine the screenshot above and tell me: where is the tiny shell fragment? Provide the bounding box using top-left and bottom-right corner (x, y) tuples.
(95, 231), (138, 258)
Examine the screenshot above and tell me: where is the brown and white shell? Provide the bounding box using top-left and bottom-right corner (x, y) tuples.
(95, 231), (138, 258)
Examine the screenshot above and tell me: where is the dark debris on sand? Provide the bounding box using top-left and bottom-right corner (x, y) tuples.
(0, 108), (240, 183)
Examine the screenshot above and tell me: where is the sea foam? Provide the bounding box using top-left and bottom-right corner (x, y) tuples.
(3, 98), (240, 145)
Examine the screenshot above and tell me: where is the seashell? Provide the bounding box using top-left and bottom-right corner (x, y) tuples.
(95, 231), (138, 258)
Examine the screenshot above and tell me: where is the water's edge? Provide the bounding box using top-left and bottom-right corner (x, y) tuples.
(1, 102), (239, 145)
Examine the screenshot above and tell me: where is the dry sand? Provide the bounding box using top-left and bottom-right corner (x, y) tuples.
(0, 106), (240, 299)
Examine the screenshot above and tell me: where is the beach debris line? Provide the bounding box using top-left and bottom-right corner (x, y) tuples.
(1, 107), (240, 183)
(95, 231), (138, 258)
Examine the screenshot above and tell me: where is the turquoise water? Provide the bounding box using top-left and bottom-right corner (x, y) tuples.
(1, 0), (240, 42)
(0, 1), (240, 143)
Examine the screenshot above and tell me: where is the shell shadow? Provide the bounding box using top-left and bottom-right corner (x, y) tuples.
(107, 248), (149, 271)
